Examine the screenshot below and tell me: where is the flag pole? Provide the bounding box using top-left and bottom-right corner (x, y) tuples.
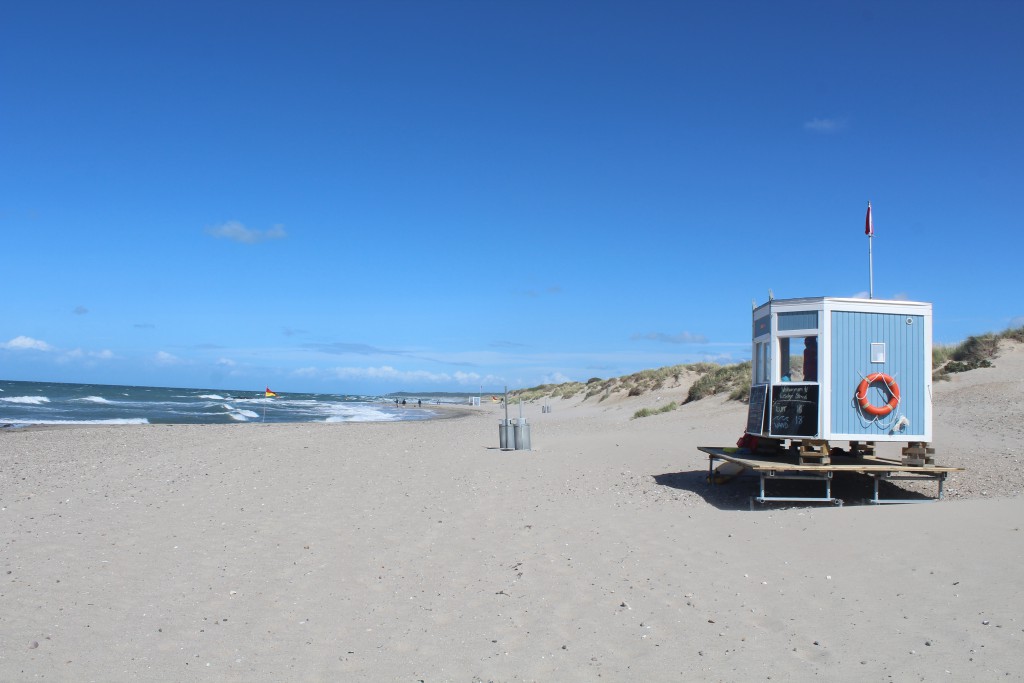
(868, 233), (874, 299)
(865, 202), (874, 299)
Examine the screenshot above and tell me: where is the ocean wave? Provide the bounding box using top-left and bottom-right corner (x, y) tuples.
(1, 396), (51, 405)
(227, 409), (260, 421)
(0, 418), (150, 425)
(197, 394), (227, 400)
(79, 396), (115, 404)
(323, 404), (401, 422)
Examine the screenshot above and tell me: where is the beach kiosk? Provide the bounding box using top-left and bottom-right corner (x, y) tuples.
(701, 295), (961, 506)
(748, 295), (932, 451)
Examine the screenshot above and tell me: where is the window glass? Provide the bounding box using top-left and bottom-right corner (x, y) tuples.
(754, 341), (769, 384)
(778, 336), (818, 382)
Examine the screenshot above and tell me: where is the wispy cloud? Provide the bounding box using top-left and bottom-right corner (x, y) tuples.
(299, 365), (502, 387)
(307, 342), (398, 356)
(73, 305), (89, 315)
(1009, 316), (1024, 329)
(490, 340), (528, 349)
(60, 348), (114, 364)
(3, 335), (54, 351)
(154, 350), (182, 365)
(803, 117), (847, 133)
(631, 331), (709, 344)
(304, 341), (470, 367)
(206, 220), (287, 244)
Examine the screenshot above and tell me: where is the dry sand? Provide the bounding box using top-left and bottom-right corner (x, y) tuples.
(3, 344), (1023, 681)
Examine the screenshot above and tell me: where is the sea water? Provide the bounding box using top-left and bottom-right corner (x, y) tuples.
(0, 380), (447, 427)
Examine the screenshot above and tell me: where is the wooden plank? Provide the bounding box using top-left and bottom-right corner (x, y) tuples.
(698, 446), (963, 475)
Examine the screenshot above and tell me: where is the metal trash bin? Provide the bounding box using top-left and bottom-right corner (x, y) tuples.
(514, 418), (531, 450)
(499, 419), (512, 449)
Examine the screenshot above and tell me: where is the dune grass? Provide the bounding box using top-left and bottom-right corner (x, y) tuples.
(632, 401), (678, 419)
(684, 361), (752, 403)
(508, 325), (1022, 403)
(933, 326), (1024, 379)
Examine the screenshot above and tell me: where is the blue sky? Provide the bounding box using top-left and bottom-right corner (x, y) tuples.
(2, 1), (1022, 394)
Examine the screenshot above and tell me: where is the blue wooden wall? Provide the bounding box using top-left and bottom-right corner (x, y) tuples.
(778, 310), (818, 331)
(830, 311), (927, 437)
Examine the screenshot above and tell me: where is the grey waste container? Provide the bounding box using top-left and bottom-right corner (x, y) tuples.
(499, 419), (512, 449)
(514, 418), (531, 450)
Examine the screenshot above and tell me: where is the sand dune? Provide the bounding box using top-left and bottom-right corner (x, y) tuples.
(2, 344), (1022, 681)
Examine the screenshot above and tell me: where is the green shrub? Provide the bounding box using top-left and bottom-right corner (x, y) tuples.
(632, 401), (678, 419)
(685, 361), (752, 403)
(952, 333), (999, 364)
(933, 329), (1015, 379)
(944, 359), (992, 374)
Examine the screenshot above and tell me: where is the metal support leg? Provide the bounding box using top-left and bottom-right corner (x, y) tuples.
(867, 472), (947, 504)
(751, 471), (838, 506)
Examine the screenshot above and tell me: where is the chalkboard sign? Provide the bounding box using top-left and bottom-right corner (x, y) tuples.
(746, 385), (768, 435)
(770, 384), (819, 437)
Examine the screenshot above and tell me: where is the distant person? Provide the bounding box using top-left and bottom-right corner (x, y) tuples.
(803, 336), (818, 382)
(417, 399), (422, 407)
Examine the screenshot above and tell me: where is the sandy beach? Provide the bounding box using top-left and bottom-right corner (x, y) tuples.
(3, 345), (1024, 682)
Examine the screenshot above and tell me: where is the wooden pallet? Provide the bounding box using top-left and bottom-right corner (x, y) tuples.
(901, 442), (936, 467)
(797, 440), (831, 465)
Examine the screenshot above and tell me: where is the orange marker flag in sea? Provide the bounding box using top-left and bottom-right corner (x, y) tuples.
(265, 387), (278, 397)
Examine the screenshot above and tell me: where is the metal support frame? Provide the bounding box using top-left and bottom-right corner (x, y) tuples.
(751, 470), (841, 508)
(867, 471), (948, 505)
(705, 451), (953, 508)
(707, 454), (841, 508)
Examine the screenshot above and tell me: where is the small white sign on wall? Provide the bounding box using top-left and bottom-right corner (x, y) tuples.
(871, 342), (886, 363)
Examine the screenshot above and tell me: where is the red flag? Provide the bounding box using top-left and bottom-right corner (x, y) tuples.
(865, 202), (874, 236)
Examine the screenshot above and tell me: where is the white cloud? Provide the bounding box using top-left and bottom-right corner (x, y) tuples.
(155, 351), (182, 365)
(298, 365), (502, 387)
(452, 370), (504, 386)
(333, 366), (451, 382)
(3, 335), (54, 351)
(206, 220), (287, 244)
(217, 357), (237, 367)
(59, 348), (115, 365)
(542, 372), (572, 384)
(631, 331), (709, 344)
(66, 348), (113, 359)
(804, 117), (847, 133)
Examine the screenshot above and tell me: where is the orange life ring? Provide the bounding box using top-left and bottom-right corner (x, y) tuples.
(856, 373), (900, 416)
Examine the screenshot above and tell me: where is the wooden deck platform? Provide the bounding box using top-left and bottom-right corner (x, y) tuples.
(699, 446), (964, 507)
